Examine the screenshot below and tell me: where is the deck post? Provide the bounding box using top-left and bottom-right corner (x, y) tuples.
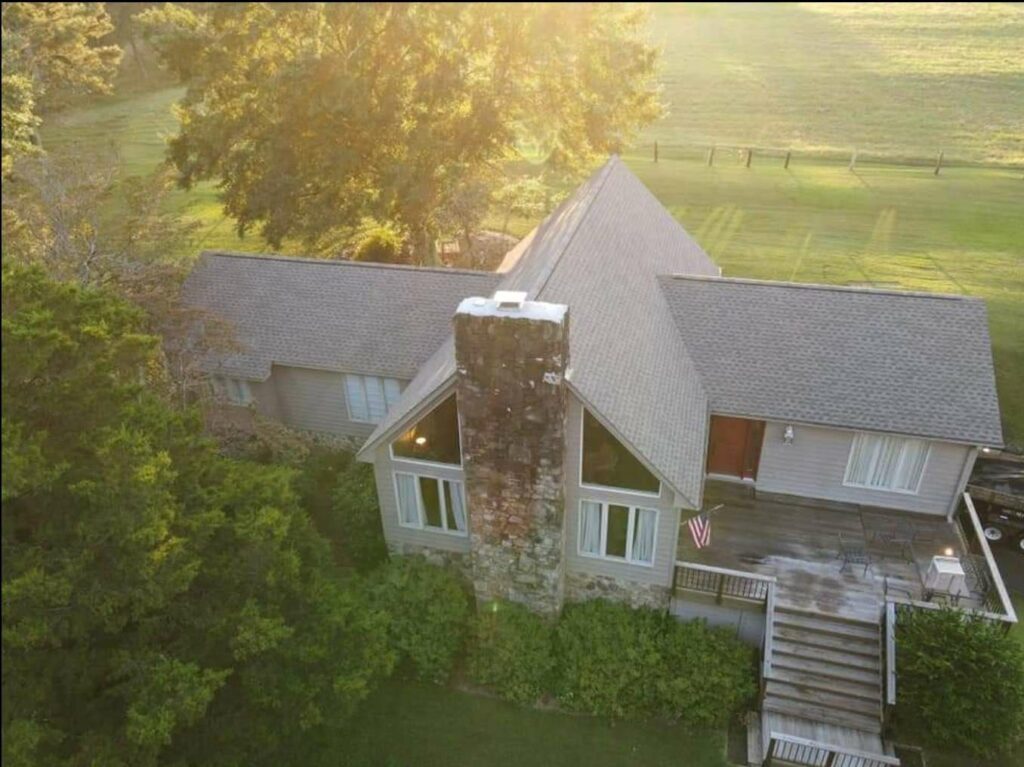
(763, 736), (775, 767)
(715, 572), (725, 604)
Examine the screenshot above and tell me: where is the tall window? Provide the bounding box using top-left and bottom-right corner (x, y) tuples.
(394, 472), (467, 535)
(578, 500), (657, 565)
(392, 395), (462, 465)
(843, 432), (930, 493)
(345, 374), (402, 423)
(581, 409), (660, 495)
(214, 376), (253, 405)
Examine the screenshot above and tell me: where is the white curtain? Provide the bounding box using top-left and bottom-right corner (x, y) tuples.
(364, 376), (387, 422)
(846, 433), (929, 492)
(631, 508), (656, 564)
(383, 378), (402, 408)
(395, 472), (419, 526)
(893, 439), (929, 491)
(579, 501), (602, 555)
(345, 375), (369, 421)
(870, 436), (902, 487)
(447, 480), (467, 532)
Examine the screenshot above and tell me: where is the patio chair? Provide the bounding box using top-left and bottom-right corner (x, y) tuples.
(838, 532), (872, 576)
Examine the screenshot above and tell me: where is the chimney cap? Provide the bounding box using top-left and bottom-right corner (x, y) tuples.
(493, 290), (528, 310)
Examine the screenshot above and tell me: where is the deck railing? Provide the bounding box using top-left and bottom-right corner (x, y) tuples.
(958, 492), (1018, 629)
(763, 732), (901, 767)
(882, 600), (897, 731)
(673, 560), (775, 604)
(760, 580), (777, 706)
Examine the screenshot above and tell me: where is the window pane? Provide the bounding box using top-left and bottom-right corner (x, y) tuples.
(579, 501), (602, 555)
(395, 473), (419, 526)
(581, 410), (659, 493)
(419, 477), (442, 528)
(392, 395), (462, 464)
(846, 433), (873, 485)
(383, 378), (402, 408)
(631, 508), (656, 564)
(894, 439), (929, 492)
(606, 504), (629, 558)
(870, 437), (902, 488)
(365, 376), (387, 422)
(345, 375), (369, 421)
(445, 481), (467, 533)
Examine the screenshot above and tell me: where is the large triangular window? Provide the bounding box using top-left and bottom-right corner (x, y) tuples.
(581, 409), (660, 494)
(391, 395), (462, 465)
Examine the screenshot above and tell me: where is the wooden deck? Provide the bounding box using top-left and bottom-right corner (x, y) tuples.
(678, 482), (975, 622)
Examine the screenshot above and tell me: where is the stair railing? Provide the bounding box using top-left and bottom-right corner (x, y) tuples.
(763, 732), (900, 767)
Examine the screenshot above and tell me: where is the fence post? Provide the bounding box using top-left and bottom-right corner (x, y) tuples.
(745, 148), (753, 168)
(715, 573), (725, 604)
(849, 148), (858, 172)
(784, 150), (791, 169)
(934, 150), (944, 176)
(707, 146), (715, 167)
(654, 141), (659, 163)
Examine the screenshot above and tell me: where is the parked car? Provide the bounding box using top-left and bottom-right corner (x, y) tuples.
(969, 452), (1024, 554)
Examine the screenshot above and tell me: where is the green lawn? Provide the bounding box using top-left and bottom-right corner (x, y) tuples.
(645, 3), (1024, 164)
(315, 679), (728, 767)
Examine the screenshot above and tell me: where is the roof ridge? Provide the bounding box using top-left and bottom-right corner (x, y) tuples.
(200, 250), (498, 278)
(532, 156), (619, 299)
(661, 273), (975, 301)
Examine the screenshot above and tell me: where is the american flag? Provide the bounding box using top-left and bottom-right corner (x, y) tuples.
(687, 509), (714, 549)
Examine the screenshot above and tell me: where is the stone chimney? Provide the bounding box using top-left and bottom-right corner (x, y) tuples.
(453, 291), (569, 615)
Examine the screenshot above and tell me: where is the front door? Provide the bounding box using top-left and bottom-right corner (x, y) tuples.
(706, 415), (765, 480)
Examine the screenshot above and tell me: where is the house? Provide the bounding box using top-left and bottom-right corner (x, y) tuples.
(184, 157), (1011, 763)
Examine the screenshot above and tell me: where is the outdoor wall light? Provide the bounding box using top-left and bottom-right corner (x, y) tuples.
(783, 425), (795, 444)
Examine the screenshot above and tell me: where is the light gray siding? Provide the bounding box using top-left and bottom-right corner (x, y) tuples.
(248, 378), (282, 420)
(564, 396), (682, 590)
(373, 445), (471, 554)
(265, 365), (407, 441)
(757, 421), (973, 516)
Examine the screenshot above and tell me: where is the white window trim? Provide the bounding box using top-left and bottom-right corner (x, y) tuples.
(578, 409), (661, 499)
(344, 374), (401, 425)
(576, 499), (658, 567)
(842, 432), (931, 496)
(393, 471), (468, 537)
(388, 399), (464, 469)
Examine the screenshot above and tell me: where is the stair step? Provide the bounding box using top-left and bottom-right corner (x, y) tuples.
(773, 611), (879, 641)
(766, 679), (880, 718)
(769, 668), (879, 701)
(776, 605), (880, 629)
(771, 654), (881, 686)
(772, 625), (879, 655)
(763, 696), (882, 735)
(773, 642), (880, 672)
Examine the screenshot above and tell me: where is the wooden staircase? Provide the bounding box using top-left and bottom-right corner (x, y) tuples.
(763, 606), (884, 735)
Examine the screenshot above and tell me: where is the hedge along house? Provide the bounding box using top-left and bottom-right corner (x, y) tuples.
(184, 158), (1012, 761)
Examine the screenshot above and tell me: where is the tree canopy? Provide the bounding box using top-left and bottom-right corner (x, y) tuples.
(1, 265), (394, 766)
(141, 2), (662, 260)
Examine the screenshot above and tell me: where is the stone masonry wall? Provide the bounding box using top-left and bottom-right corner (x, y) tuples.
(565, 571), (671, 610)
(453, 297), (569, 615)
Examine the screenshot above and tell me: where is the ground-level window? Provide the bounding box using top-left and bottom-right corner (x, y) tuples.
(394, 472), (467, 535)
(391, 394), (462, 465)
(578, 500), (657, 565)
(581, 409), (660, 495)
(843, 432), (930, 494)
(345, 374), (402, 423)
(214, 376), (253, 405)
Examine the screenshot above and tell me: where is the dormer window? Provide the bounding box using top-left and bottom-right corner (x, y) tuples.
(391, 394), (462, 466)
(581, 409), (659, 495)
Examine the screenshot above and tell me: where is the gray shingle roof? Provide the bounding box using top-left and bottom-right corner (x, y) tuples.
(180, 253), (501, 380)
(361, 157), (720, 507)
(659, 275), (1004, 446)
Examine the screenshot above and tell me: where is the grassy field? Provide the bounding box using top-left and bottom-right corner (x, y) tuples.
(645, 3), (1024, 164)
(41, 4), (1024, 446)
(316, 679), (728, 767)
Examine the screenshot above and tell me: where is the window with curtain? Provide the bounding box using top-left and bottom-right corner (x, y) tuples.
(843, 432), (930, 493)
(577, 500), (657, 565)
(345, 374), (402, 423)
(394, 471), (467, 535)
(214, 376), (253, 405)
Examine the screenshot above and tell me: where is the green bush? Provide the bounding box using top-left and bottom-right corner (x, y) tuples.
(332, 461), (388, 572)
(895, 607), (1024, 758)
(467, 601), (555, 704)
(554, 600), (755, 725)
(351, 221), (405, 264)
(365, 557), (471, 682)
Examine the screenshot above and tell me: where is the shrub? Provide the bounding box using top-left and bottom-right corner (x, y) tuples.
(895, 607), (1024, 758)
(554, 600), (755, 724)
(365, 557), (471, 682)
(468, 601), (555, 704)
(332, 461), (388, 572)
(351, 221), (405, 264)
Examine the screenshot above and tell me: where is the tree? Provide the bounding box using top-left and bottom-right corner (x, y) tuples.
(0, 2), (121, 170)
(141, 3), (662, 262)
(2, 266), (394, 766)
